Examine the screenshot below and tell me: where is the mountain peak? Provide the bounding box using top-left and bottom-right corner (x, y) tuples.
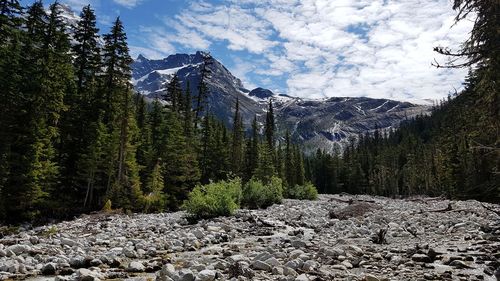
(249, 88), (275, 99)
(136, 54), (148, 62)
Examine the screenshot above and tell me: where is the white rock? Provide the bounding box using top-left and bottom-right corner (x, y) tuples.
(195, 269), (216, 281)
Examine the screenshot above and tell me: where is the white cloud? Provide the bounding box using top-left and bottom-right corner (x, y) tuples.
(138, 0), (473, 102)
(62, 0), (99, 11)
(113, 0), (144, 9)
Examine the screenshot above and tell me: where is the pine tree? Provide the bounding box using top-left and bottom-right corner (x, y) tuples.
(162, 111), (200, 209)
(165, 74), (182, 113)
(60, 4), (102, 206)
(183, 81), (194, 139)
(230, 98), (244, 177)
(102, 17), (143, 210)
(265, 100), (275, 150)
(243, 116), (259, 181)
(194, 53), (212, 129)
(284, 130), (296, 188)
(0, 0), (24, 220)
(253, 143), (276, 184)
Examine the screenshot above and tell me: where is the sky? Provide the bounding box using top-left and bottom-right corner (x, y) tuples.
(22, 0), (473, 103)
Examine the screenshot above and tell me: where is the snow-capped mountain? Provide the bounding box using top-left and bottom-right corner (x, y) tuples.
(132, 52), (429, 152)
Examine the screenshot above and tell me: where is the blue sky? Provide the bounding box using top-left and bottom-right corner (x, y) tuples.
(22, 0), (473, 103)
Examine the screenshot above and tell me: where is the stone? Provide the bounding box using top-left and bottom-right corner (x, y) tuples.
(364, 274), (380, 281)
(61, 238), (81, 247)
(41, 263), (57, 275)
(252, 260), (272, 271)
(70, 256), (86, 268)
(449, 260), (472, 269)
(195, 269), (216, 281)
(265, 257), (281, 267)
(411, 254), (431, 263)
(284, 266), (298, 277)
(192, 229), (205, 239)
(295, 274), (309, 281)
(158, 264), (180, 281)
(302, 260), (319, 271)
(76, 268), (103, 281)
(291, 240), (307, 248)
(348, 245), (364, 256)
(285, 259), (303, 270)
(122, 247), (138, 258)
(6, 244), (31, 255)
(179, 268), (195, 281)
(127, 261), (145, 272)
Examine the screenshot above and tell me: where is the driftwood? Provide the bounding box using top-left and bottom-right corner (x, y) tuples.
(406, 195), (446, 204)
(481, 203), (500, 217)
(371, 228), (388, 244)
(328, 197), (376, 205)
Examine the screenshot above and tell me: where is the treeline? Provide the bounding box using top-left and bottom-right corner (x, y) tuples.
(306, 0), (499, 202)
(0, 1), (311, 223)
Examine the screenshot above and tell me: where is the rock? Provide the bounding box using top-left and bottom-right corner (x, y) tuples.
(284, 266), (298, 277)
(195, 269), (216, 281)
(364, 274), (380, 281)
(6, 244), (31, 255)
(55, 276), (71, 281)
(127, 261), (145, 272)
(449, 260), (473, 269)
(41, 263), (57, 275)
(252, 260), (272, 271)
(290, 249), (305, 259)
(285, 259), (303, 270)
(301, 260), (319, 271)
(348, 245), (364, 256)
(228, 262), (254, 278)
(70, 256), (86, 268)
(192, 229), (205, 239)
(411, 254), (431, 263)
(291, 240), (307, 248)
(178, 268), (195, 281)
(295, 274), (309, 281)
(122, 247), (138, 258)
(158, 264), (180, 281)
(272, 266), (284, 275)
(265, 257), (281, 267)
(76, 268), (103, 281)
(61, 237), (80, 247)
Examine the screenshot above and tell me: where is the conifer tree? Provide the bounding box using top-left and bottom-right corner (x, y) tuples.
(61, 4), (102, 205)
(183, 81), (194, 139)
(265, 100), (275, 150)
(194, 53), (212, 129)
(243, 116), (259, 181)
(231, 98), (244, 177)
(165, 74), (182, 113)
(162, 111), (200, 209)
(0, 0), (24, 220)
(102, 17), (143, 210)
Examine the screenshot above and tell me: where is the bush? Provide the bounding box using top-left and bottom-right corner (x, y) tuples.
(287, 182), (318, 200)
(102, 199), (112, 212)
(183, 178), (242, 219)
(242, 176), (283, 209)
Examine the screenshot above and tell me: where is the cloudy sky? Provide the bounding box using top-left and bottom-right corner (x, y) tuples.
(23, 0), (473, 103)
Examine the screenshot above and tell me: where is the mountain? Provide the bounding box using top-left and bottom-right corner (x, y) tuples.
(131, 52), (429, 153)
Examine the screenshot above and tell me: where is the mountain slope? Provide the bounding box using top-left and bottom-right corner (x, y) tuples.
(131, 53), (429, 152)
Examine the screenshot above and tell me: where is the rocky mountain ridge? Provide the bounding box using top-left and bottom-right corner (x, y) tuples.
(131, 52), (430, 152)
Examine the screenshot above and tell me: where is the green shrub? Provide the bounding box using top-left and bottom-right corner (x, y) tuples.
(287, 182), (319, 200)
(243, 176), (283, 209)
(102, 199), (112, 212)
(183, 178), (242, 219)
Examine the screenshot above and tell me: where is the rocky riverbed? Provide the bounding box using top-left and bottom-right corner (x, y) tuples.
(0, 194), (499, 281)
